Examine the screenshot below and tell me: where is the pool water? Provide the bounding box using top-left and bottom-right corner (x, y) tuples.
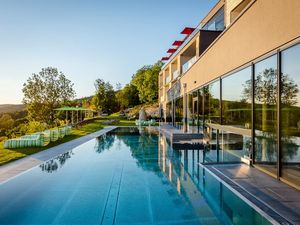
(0, 127), (272, 225)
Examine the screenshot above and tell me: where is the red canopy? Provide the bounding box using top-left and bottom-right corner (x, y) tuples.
(172, 40), (184, 46)
(167, 48), (177, 53)
(181, 27), (195, 35)
(161, 57), (170, 61)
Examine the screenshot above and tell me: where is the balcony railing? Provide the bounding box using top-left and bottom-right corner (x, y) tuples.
(182, 56), (197, 74)
(165, 75), (171, 84)
(172, 70), (180, 80)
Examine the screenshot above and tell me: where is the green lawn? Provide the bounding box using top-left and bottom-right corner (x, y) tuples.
(0, 118), (136, 166)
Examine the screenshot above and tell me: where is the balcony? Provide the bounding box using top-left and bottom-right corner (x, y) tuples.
(172, 70), (180, 80)
(182, 56), (197, 74)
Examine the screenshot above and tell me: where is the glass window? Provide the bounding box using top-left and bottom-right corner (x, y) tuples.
(204, 80), (220, 125)
(187, 92), (200, 133)
(222, 67), (252, 160)
(254, 55), (277, 176)
(187, 93), (195, 132)
(281, 44), (300, 187)
(175, 97), (183, 129)
(202, 7), (224, 31)
(198, 89), (204, 132)
(203, 80), (220, 154)
(166, 102), (172, 124)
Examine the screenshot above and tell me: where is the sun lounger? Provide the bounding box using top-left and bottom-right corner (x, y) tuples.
(4, 133), (50, 149)
(3, 126), (72, 149)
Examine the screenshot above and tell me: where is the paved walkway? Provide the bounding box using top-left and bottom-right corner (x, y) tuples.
(205, 163), (300, 225)
(0, 126), (117, 184)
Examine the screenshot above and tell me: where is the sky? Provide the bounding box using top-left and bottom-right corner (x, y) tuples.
(0, 0), (218, 104)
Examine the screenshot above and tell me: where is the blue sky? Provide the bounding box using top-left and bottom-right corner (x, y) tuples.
(0, 0), (217, 104)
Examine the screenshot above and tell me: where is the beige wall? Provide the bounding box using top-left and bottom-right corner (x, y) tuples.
(225, 0), (244, 26)
(172, 0), (300, 98)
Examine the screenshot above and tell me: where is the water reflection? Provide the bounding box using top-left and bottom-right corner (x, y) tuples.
(40, 151), (74, 173)
(158, 135), (271, 225)
(95, 134), (115, 153)
(35, 127), (271, 224)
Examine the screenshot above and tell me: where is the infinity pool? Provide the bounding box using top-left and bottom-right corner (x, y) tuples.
(0, 127), (273, 225)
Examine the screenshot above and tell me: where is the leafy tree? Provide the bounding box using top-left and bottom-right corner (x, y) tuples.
(25, 121), (49, 134)
(0, 114), (14, 132)
(22, 67), (76, 124)
(92, 78), (118, 114)
(116, 84), (140, 109)
(131, 61), (162, 103)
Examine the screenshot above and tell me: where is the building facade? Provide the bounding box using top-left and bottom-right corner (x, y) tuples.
(159, 0), (300, 189)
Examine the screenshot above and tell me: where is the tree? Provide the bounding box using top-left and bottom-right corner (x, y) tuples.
(116, 84), (140, 109)
(92, 78), (118, 114)
(22, 67), (76, 124)
(0, 114), (14, 132)
(131, 61), (162, 103)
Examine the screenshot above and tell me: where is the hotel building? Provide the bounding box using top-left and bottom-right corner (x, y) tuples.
(159, 0), (300, 189)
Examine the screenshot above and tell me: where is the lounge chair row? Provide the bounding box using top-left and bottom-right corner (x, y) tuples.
(4, 126), (72, 149)
(135, 119), (156, 126)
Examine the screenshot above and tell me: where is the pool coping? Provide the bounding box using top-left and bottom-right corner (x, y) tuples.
(0, 126), (117, 184)
(203, 164), (297, 225)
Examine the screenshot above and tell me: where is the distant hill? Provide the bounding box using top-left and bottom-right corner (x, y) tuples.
(0, 104), (26, 114)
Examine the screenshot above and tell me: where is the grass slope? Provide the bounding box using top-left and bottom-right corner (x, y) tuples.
(0, 118), (136, 166)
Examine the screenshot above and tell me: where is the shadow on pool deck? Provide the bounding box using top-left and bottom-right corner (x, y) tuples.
(205, 163), (300, 225)
(0, 126), (117, 183)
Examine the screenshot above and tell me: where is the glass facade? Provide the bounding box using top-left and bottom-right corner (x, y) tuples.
(203, 80), (221, 152)
(166, 43), (300, 188)
(175, 97), (183, 129)
(166, 102), (172, 124)
(281, 44), (300, 186)
(187, 93), (197, 133)
(254, 55), (278, 175)
(198, 89), (204, 132)
(204, 80), (220, 125)
(222, 67), (252, 160)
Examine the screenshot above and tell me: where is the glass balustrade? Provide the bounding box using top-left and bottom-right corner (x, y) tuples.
(165, 75), (171, 84)
(172, 70), (180, 80)
(182, 56), (197, 74)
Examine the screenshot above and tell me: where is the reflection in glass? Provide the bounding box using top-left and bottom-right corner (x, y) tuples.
(175, 97), (183, 129)
(202, 7), (225, 31)
(198, 89), (204, 132)
(187, 91), (203, 133)
(204, 80), (220, 152)
(253, 55), (277, 175)
(281, 44), (300, 187)
(187, 93), (196, 133)
(166, 102), (172, 124)
(204, 80), (220, 125)
(222, 67), (252, 160)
